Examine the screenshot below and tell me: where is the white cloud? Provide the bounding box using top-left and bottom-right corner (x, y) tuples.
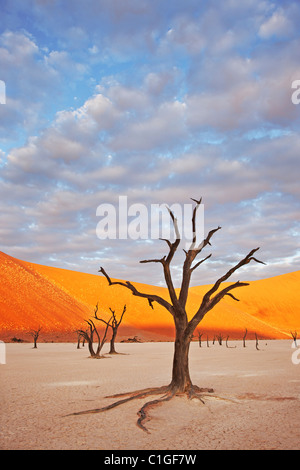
(1, 0), (300, 284)
(259, 8), (294, 39)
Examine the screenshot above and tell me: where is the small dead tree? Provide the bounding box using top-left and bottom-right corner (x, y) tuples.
(29, 326), (42, 349)
(76, 329), (85, 349)
(78, 304), (112, 358)
(206, 335), (209, 347)
(69, 197), (264, 432)
(226, 336), (236, 349)
(243, 328), (248, 348)
(255, 332), (259, 350)
(197, 331), (203, 347)
(291, 331), (298, 347)
(216, 333), (225, 345)
(94, 305), (126, 354)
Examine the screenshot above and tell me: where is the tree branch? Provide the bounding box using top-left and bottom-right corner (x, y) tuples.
(185, 247), (265, 336)
(190, 254), (212, 273)
(201, 247), (265, 307)
(179, 225), (221, 309)
(118, 304), (126, 326)
(140, 206), (182, 310)
(98, 267), (174, 315)
(140, 257), (166, 265)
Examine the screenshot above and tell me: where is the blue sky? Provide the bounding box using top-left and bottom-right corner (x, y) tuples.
(0, 0), (300, 286)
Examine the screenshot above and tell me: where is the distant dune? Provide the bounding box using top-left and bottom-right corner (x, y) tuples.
(0, 251), (299, 342)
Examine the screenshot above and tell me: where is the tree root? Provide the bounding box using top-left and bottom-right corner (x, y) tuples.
(66, 384), (216, 433)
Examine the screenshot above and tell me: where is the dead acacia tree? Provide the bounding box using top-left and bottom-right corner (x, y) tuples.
(29, 326), (42, 349)
(77, 303), (112, 358)
(243, 328), (248, 348)
(255, 332), (260, 350)
(291, 331), (298, 348)
(216, 333), (225, 346)
(94, 305), (126, 354)
(197, 331), (203, 347)
(70, 198), (265, 432)
(76, 329), (86, 349)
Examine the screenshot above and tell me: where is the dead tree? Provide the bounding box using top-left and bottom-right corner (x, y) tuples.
(243, 328), (248, 348)
(94, 305), (126, 354)
(255, 332), (259, 350)
(69, 197), (265, 432)
(77, 304), (112, 358)
(76, 329), (86, 349)
(197, 331), (203, 347)
(216, 333), (225, 345)
(291, 331), (298, 348)
(29, 326), (42, 349)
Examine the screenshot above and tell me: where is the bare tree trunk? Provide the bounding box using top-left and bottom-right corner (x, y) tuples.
(217, 333), (224, 345)
(170, 330), (192, 393)
(29, 327), (42, 349)
(243, 328), (248, 348)
(76, 330), (83, 349)
(291, 331), (298, 348)
(87, 338), (96, 357)
(255, 332), (259, 350)
(109, 329), (117, 354)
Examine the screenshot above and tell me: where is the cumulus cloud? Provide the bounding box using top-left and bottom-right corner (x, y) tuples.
(1, 0), (300, 285)
(259, 7), (295, 39)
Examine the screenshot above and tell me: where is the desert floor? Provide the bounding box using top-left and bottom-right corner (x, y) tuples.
(0, 340), (299, 450)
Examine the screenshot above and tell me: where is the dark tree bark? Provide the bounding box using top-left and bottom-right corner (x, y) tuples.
(243, 328), (248, 348)
(255, 332), (260, 350)
(216, 333), (225, 346)
(76, 329), (86, 349)
(291, 330), (298, 348)
(70, 197), (265, 431)
(197, 331), (203, 347)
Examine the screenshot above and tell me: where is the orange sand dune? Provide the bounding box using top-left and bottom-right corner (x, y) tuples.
(0, 251), (299, 341)
(0, 252), (92, 341)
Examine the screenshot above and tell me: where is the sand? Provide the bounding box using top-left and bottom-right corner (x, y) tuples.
(0, 340), (299, 450)
(1, 252), (300, 343)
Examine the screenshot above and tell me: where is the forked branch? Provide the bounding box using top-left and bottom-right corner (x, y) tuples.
(186, 248), (265, 336)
